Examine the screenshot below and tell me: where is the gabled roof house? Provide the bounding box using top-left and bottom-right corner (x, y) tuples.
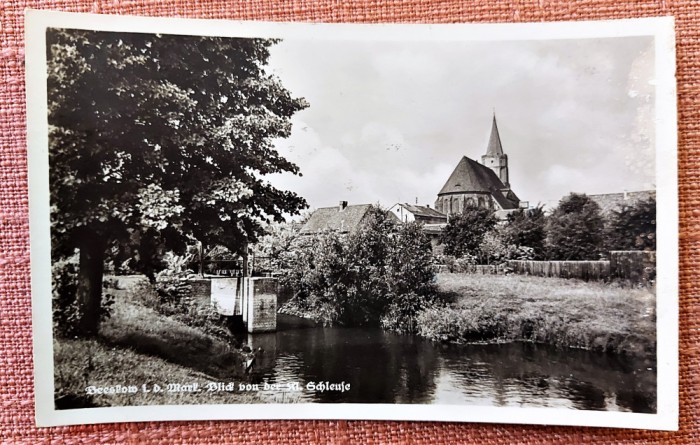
(299, 201), (373, 235)
(387, 203), (447, 224)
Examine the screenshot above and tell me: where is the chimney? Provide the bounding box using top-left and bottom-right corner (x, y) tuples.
(339, 200), (348, 211)
(426, 204), (430, 208)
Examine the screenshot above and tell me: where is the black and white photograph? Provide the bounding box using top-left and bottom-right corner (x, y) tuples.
(26, 11), (678, 429)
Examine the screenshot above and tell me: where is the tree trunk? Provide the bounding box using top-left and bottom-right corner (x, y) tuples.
(75, 233), (106, 337)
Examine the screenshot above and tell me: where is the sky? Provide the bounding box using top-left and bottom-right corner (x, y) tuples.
(263, 35), (656, 213)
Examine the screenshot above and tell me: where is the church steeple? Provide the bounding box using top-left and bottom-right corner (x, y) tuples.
(481, 113), (510, 188)
(485, 113), (504, 156)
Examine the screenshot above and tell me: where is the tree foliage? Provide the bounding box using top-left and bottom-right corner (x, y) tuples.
(382, 222), (437, 332)
(605, 196), (656, 251)
(438, 205), (497, 258)
(546, 193), (605, 260)
(280, 207), (436, 330)
(500, 206), (547, 260)
(48, 29), (307, 335)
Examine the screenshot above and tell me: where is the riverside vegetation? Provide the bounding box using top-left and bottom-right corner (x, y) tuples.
(277, 206), (437, 332)
(421, 274), (655, 357)
(276, 200), (656, 359)
(54, 196), (657, 407)
(53, 276), (287, 408)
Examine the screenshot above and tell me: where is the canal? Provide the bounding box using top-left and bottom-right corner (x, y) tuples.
(237, 315), (656, 412)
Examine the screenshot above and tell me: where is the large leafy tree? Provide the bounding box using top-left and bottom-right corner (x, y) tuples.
(48, 29), (308, 336)
(546, 193), (604, 260)
(438, 205), (497, 258)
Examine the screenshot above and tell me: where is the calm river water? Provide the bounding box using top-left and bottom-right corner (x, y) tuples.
(237, 315), (656, 412)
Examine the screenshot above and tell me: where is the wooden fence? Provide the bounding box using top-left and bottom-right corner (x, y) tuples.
(434, 250), (656, 283)
(434, 264), (506, 274)
(506, 260), (610, 281)
(505, 251), (655, 283)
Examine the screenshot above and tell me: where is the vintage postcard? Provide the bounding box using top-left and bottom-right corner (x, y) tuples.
(25, 10), (678, 429)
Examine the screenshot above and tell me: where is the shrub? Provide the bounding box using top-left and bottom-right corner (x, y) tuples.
(438, 205), (497, 258)
(52, 256), (82, 338)
(154, 268), (193, 304)
(605, 196), (656, 251)
(546, 193), (605, 260)
(416, 306), (478, 342)
(381, 292), (434, 333)
(501, 207), (547, 260)
(128, 266), (230, 340)
(279, 206), (437, 331)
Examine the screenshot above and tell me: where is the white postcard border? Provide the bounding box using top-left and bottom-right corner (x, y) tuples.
(25, 10), (679, 430)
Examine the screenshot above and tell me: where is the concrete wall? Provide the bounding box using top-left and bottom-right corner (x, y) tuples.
(210, 277), (241, 316)
(245, 277), (278, 333)
(207, 276), (278, 332)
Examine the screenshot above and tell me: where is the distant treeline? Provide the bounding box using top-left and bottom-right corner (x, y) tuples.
(437, 192), (656, 265)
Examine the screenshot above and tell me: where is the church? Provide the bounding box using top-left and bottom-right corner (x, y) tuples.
(300, 114), (523, 237)
(434, 114), (523, 216)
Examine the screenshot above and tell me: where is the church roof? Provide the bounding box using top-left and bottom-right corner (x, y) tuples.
(299, 204), (373, 234)
(437, 156), (519, 209)
(485, 114), (504, 157)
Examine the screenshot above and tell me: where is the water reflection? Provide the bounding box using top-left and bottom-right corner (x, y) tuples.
(237, 317), (656, 413)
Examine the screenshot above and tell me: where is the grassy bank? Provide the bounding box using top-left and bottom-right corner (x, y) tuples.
(54, 337), (263, 407)
(419, 273), (656, 357)
(54, 276), (278, 408)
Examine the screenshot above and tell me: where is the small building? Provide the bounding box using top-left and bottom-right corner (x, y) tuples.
(387, 203), (447, 224)
(299, 201), (374, 235)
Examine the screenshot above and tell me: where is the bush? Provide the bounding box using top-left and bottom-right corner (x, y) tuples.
(438, 205), (497, 258)
(605, 196), (656, 251)
(279, 206), (437, 331)
(381, 292), (433, 333)
(501, 207), (547, 260)
(416, 306), (477, 342)
(154, 268), (193, 304)
(128, 268), (231, 340)
(546, 193), (605, 260)
(52, 257), (82, 338)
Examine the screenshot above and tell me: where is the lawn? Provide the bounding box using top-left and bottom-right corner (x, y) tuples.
(418, 273), (656, 357)
(53, 276), (280, 408)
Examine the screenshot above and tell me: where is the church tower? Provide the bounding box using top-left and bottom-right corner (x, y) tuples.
(480, 114), (509, 188)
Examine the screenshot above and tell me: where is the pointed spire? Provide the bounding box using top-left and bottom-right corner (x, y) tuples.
(485, 113), (504, 157)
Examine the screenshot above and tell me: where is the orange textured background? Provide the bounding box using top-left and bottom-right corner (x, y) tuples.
(1, 1), (697, 444)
